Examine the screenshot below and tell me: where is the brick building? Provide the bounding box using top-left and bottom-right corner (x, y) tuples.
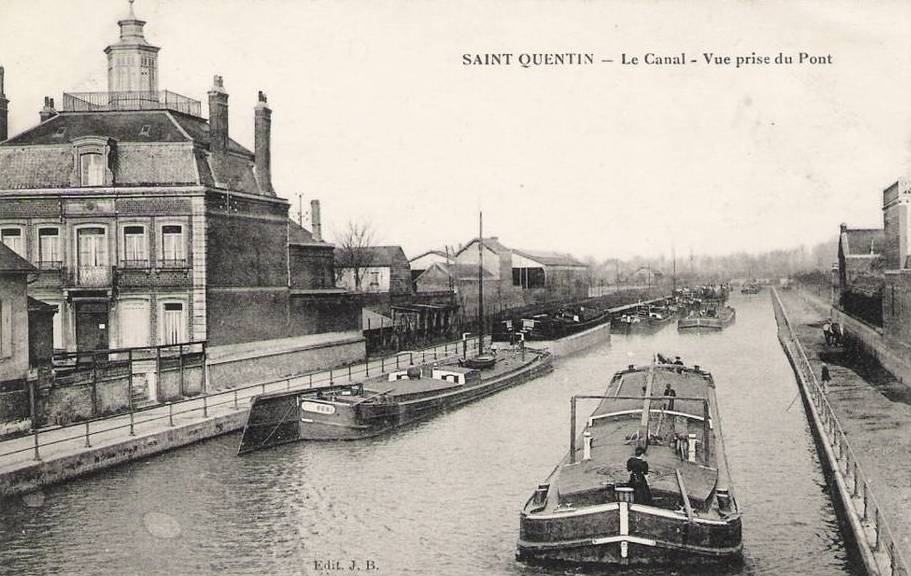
(834, 178), (911, 370)
(836, 224), (885, 326)
(0, 6), (358, 355)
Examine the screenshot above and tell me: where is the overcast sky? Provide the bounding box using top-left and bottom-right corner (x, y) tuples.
(2, 0), (910, 260)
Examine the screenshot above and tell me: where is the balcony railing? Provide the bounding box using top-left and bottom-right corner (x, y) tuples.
(61, 90), (202, 117)
(120, 259), (151, 270)
(158, 258), (189, 269)
(72, 266), (113, 288)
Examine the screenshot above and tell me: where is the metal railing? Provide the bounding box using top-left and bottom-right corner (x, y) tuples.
(61, 90), (202, 117)
(0, 336), (487, 465)
(773, 288), (907, 576)
(71, 265), (112, 287)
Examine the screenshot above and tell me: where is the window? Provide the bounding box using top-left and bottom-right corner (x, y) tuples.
(0, 228), (24, 258)
(160, 225), (185, 266)
(512, 267), (545, 289)
(38, 228), (61, 268)
(122, 226), (147, 267)
(161, 302), (185, 345)
(53, 127), (67, 138)
(80, 153), (105, 186)
(139, 124), (151, 137)
(77, 227), (108, 267)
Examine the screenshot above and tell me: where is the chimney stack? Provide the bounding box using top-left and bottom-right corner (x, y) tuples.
(0, 67), (8, 142)
(311, 199), (322, 242)
(207, 75), (229, 158)
(39, 97), (57, 123)
(840, 223), (848, 234)
(254, 90), (273, 195)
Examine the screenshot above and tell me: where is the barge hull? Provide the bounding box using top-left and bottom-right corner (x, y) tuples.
(298, 356), (554, 440)
(518, 503), (742, 566)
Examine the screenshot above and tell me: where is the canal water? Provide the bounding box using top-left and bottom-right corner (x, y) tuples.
(0, 294), (862, 576)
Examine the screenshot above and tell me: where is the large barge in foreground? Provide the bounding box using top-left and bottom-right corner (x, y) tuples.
(238, 346), (553, 454)
(517, 356), (741, 567)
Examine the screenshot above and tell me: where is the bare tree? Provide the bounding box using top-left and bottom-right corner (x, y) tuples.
(334, 220), (375, 291)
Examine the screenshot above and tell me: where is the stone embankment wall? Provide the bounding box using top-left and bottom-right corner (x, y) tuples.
(831, 306), (911, 387)
(526, 322), (611, 359)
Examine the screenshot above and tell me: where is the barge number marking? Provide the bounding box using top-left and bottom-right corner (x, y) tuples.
(301, 401), (336, 415)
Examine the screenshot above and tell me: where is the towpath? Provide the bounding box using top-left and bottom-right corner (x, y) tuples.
(0, 338), (481, 497)
(778, 288), (911, 562)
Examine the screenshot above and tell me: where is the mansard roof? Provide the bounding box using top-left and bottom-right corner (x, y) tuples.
(0, 110), (269, 196)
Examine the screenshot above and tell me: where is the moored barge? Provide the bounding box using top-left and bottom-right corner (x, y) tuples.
(677, 306), (736, 331)
(517, 357), (741, 567)
(520, 306), (610, 341)
(238, 345), (553, 453)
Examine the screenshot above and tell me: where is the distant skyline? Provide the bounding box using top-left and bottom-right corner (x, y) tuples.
(1, 0), (909, 260)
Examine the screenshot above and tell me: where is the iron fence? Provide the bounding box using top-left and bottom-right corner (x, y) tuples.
(0, 336), (485, 464)
(773, 288), (907, 576)
(61, 90), (202, 116)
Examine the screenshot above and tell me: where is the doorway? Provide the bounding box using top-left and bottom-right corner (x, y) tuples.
(75, 302), (109, 351)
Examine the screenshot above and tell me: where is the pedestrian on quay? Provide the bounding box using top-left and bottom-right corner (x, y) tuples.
(821, 364), (832, 393)
(831, 322), (842, 346)
(822, 319), (832, 346)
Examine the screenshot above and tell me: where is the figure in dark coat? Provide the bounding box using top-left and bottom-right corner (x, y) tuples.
(663, 383), (677, 411)
(821, 364), (832, 393)
(626, 447), (653, 505)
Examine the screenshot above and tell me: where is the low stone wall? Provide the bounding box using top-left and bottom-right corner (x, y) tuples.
(832, 306), (911, 386)
(157, 365), (204, 401)
(37, 382), (94, 426)
(34, 371), (153, 426)
(0, 390), (28, 422)
(526, 321), (612, 359)
(207, 332), (366, 390)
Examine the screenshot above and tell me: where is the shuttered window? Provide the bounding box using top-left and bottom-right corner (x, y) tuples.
(38, 228), (61, 266)
(123, 225), (147, 266)
(1, 228), (24, 258)
(161, 225), (185, 266)
(161, 302), (185, 345)
(80, 153), (105, 186)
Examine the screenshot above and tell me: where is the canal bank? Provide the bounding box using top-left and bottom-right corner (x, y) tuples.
(0, 294), (859, 576)
(0, 337), (484, 500)
(774, 288), (911, 576)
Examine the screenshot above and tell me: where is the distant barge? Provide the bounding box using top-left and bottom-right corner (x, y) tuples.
(519, 306), (610, 341)
(517, 357), (741, 567)
(677, 307), (736, 331)
(238, 346), (553, 454)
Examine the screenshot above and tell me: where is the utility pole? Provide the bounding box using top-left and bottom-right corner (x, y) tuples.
(672, 245), (677, 292)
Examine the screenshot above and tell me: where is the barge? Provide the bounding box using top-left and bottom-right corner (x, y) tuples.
(677, 306), (736, 331)
(520, 306), (610, 341)
(517, 356), (741, 567)
(238, 345), (553, 453)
